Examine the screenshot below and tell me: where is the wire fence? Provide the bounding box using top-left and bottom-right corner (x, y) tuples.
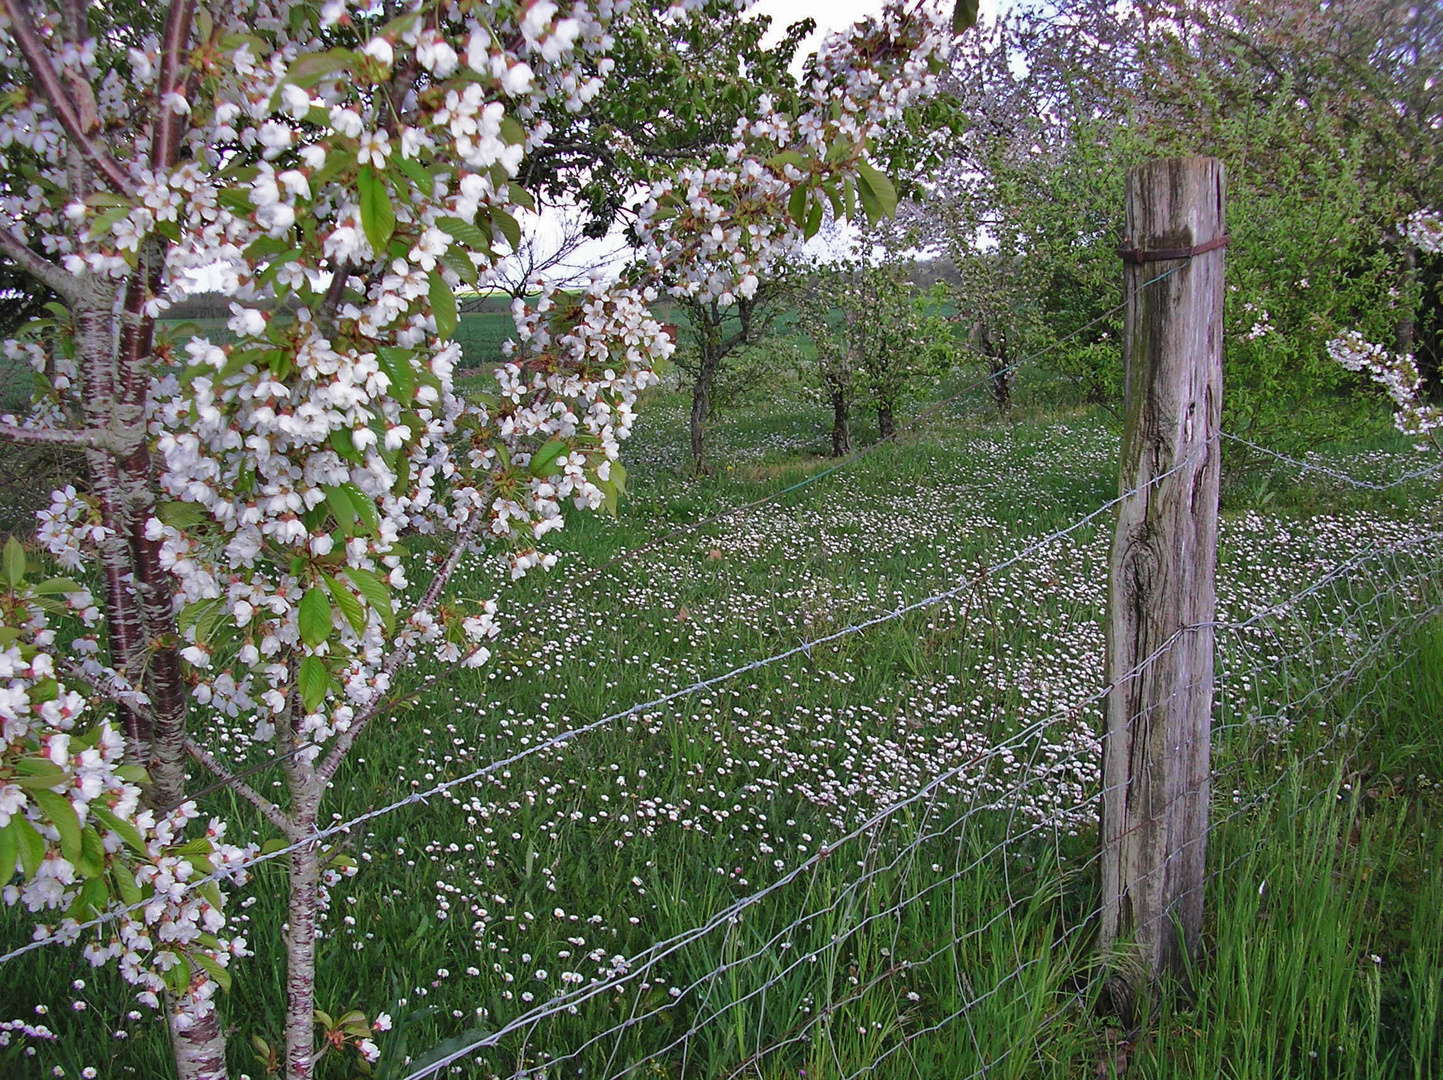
(2, 261), (1441, 1078)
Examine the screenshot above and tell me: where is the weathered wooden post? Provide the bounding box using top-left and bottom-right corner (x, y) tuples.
(1099, 156), (1226, 1018)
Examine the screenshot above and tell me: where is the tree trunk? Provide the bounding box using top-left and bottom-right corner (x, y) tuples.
(283, 838), (321, 1079)
(829, 388), (851, 456)
(168, 999), (229, 1080)
(689, 348), (719, 477)
(877, 400), (896, 441)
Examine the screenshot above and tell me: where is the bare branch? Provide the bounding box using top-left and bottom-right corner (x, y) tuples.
(184, 738), (297, 836)
(0, 421), (102, 448)
(55, 657), (155, 726)
(318, 512), (487, 782)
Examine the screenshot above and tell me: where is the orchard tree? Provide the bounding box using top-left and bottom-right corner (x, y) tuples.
(800, 255), (953, 449)
(905, 15), (1127, 410)
(673, 272), (795, 475)
(0, 1), (953, 1078)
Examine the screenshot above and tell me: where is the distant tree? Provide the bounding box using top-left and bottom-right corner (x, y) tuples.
(674, 273), (795, 475)
(489, 201), (623, 302)
(800, 257), (954, 451)
(1014, 0), (1443, 441)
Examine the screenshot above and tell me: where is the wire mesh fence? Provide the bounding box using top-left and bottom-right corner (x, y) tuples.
(1, 259), (1440, 1078)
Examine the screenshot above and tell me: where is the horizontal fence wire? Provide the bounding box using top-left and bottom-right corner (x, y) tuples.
(1220, 430), (1443, 490)
(387, 504), (1443, 1078)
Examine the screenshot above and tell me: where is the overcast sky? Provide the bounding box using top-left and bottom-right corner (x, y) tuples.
(753, 0), (1008, 59)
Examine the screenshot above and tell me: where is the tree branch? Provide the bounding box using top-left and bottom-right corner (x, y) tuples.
(184, 738), (296, 836)
(0, 421), (102, 448)
(0, 0), (133, 195)
(318, 512), (487, 782)
(55, 656), (155, 726)
(0, 226), (83, 301)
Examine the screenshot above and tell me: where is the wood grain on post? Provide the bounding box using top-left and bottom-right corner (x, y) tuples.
(1099, 156), (1225, 1018)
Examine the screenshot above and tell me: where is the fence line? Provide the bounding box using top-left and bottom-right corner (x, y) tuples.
(0, 451), (1204, 968)
(1220, 430), (1443, 490)
(4, 307), (1439, 1078)
(395, 525), (1443, 1079)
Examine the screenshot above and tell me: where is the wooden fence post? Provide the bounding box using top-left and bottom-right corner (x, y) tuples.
(1099, 156), (1226, 1018)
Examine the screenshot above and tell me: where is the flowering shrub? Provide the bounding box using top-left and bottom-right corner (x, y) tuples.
(0, 0), (950, 1076)
(1328, 210), (1443, 454)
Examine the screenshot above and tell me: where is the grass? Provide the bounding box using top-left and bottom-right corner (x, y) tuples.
(1, 364), (1441, 1079)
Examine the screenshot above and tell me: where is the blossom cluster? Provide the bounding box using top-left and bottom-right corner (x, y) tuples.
(1327, 207), (1443, 453)
(0, 0), (951, 1055)
(1327, 331), (1442, 449)
(0, 584), (251, 1027)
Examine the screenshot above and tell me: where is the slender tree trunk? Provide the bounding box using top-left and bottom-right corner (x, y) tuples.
(283, 838), (321, 1080)
(877, 399), (896, 440)
(689, 348), (719, 477)
(989, 350), (1012, 415)
(829, 386), (851, 456)
(168, 1001), (229, 1080)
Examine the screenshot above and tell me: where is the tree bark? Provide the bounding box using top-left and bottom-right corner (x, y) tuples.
(689, 347), (720, 477)
(168, 999), (229, 1080)
(283, 839), (322, 1080)
(876, 400), (896, 441)
(829, 387), (851, 456)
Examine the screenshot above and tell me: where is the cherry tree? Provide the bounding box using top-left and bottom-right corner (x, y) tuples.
(0, 1), (953, 1077)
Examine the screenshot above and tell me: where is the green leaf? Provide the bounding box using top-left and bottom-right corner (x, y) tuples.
(787, 185), (809, 227)
(429, 270), (457, 339)
(854, 160), (898, 220)
(341, 483), (380, 535)
(298, 587), (333, 648)
(344, 567), (394, 634)
(276, 49), (356, 97)
(435, 215), (490, 251)
(357, 165), (396, 256)
(325, 575), (368, 637)
(92, 804), (147, 855)
(392, 154), (433, 195)
(805, 197), (825, 239)
(491, 207), (522, 252)
(162, 954), (192, 996)
(376, 347), (417, 404)
(0, 821), (17, 880)
(192, 951), (234, 992)
(77, 824), (106, 877)
(952, 0), (980, 32)
(86, 205), (134, 241)
(438, 247), (478, 288)
(14, 758), (68, 790)
(528, 439), (569, 477)
(14, 817), (45, 878)
(324, 485), (358, 537)
(4, 536), (26, 587)
(68, 875), (108, 920)
(330, 427), (364, 464)
(32, 578), (82, 596)
(298, 655), (329, 711)
(610, 460), (627, 496)
(32, 789), (82, 863)
(112, 861), (142, 904)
